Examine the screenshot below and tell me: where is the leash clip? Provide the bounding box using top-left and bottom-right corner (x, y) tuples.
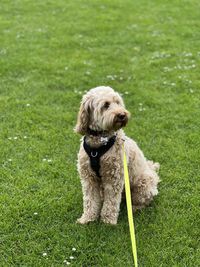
(91, 151), (98, 157)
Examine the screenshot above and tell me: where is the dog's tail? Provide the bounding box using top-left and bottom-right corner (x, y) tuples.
(147, 160), (160, 173)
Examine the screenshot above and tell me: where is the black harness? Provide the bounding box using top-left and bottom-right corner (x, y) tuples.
(83, 135), (116, 178)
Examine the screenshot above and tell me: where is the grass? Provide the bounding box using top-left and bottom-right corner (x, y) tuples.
(0, 0), (200, 266)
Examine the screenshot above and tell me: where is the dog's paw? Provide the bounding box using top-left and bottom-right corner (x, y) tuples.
(101, 215), (117, 225)
(76, 215), (96, 224)
(76, 217), (90, 224)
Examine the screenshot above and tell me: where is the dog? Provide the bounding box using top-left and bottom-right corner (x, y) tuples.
(75, 86), (160, 225)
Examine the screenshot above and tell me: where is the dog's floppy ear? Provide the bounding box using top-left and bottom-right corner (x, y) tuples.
(74, 96), (90, 135)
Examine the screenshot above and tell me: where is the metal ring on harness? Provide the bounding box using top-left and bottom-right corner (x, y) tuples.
(91, 151), (98, 157)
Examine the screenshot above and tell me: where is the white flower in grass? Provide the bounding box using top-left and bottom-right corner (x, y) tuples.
(34, 212), (38, 215)
(163, 66), (171, 72)
(24, 136), (27, 139)
(106, 75), (115, 80)
(42, 252), (47, 257)
(83, 60), (92, 66)
(183, 52), (192, 57)
(171, 83), (176, 86)
(133, 46), (140, 51)
(13, 137), (18, 140)
(26, 103), (30, 107)
(8, 159), (12, 162)
(124, 91), (129, 95)
(47, 159), (52, 163)
(69, 256), (74, 260)
(189, 89), (194, 93)
(184, 64), (196, 70)
(43, 158), (47, 162)
(186, 80), (192, 84)
(0, 48), (7, 55)
(72, 247), (76, 251)
(139, 106), (146, 112)
(176, 64), (182, 70)
(63, 260), (70, 265)
(8, 137), (12, 140)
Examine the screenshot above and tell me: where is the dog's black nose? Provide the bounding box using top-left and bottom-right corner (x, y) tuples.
(117, 113), (126, 120)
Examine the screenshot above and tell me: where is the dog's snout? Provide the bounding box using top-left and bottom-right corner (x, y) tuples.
(117, 113), (126, 120)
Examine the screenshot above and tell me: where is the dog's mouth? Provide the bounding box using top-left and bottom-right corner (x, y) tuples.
(113, 114), (128, 129)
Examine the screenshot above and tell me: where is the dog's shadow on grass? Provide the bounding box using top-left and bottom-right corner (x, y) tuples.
(119, 198), (160, 226)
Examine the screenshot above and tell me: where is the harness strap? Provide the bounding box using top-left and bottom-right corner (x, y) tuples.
(83, 135), (116, 178)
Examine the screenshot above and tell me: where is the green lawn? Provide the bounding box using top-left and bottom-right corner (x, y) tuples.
(0, 0), (200, 266)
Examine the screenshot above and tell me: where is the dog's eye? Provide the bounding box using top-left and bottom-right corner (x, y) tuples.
(103, 102), (110, 109)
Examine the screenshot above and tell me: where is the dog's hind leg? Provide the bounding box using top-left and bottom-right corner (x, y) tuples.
(131, 169), (159, 211)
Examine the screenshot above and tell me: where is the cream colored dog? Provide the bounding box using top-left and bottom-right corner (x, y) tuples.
(75, 86), (160, 225)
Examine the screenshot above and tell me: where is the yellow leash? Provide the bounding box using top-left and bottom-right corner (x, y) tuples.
(123, 144), (138, 267)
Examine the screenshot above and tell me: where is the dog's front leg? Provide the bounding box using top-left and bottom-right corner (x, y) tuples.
(77, 176), (102, 224)
(101, 177), (124, 225)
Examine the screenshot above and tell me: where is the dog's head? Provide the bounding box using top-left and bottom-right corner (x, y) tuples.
(74, 86), (130, 135)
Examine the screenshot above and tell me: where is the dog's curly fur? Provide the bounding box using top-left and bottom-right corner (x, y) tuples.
(75, 86), (160, 225)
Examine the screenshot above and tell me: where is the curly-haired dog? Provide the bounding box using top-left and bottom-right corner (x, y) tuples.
(75, 86), (160, 225)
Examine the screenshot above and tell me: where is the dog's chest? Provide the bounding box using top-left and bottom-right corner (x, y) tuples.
(100, 145), (123, 176)
(79, 138), (123, 179)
